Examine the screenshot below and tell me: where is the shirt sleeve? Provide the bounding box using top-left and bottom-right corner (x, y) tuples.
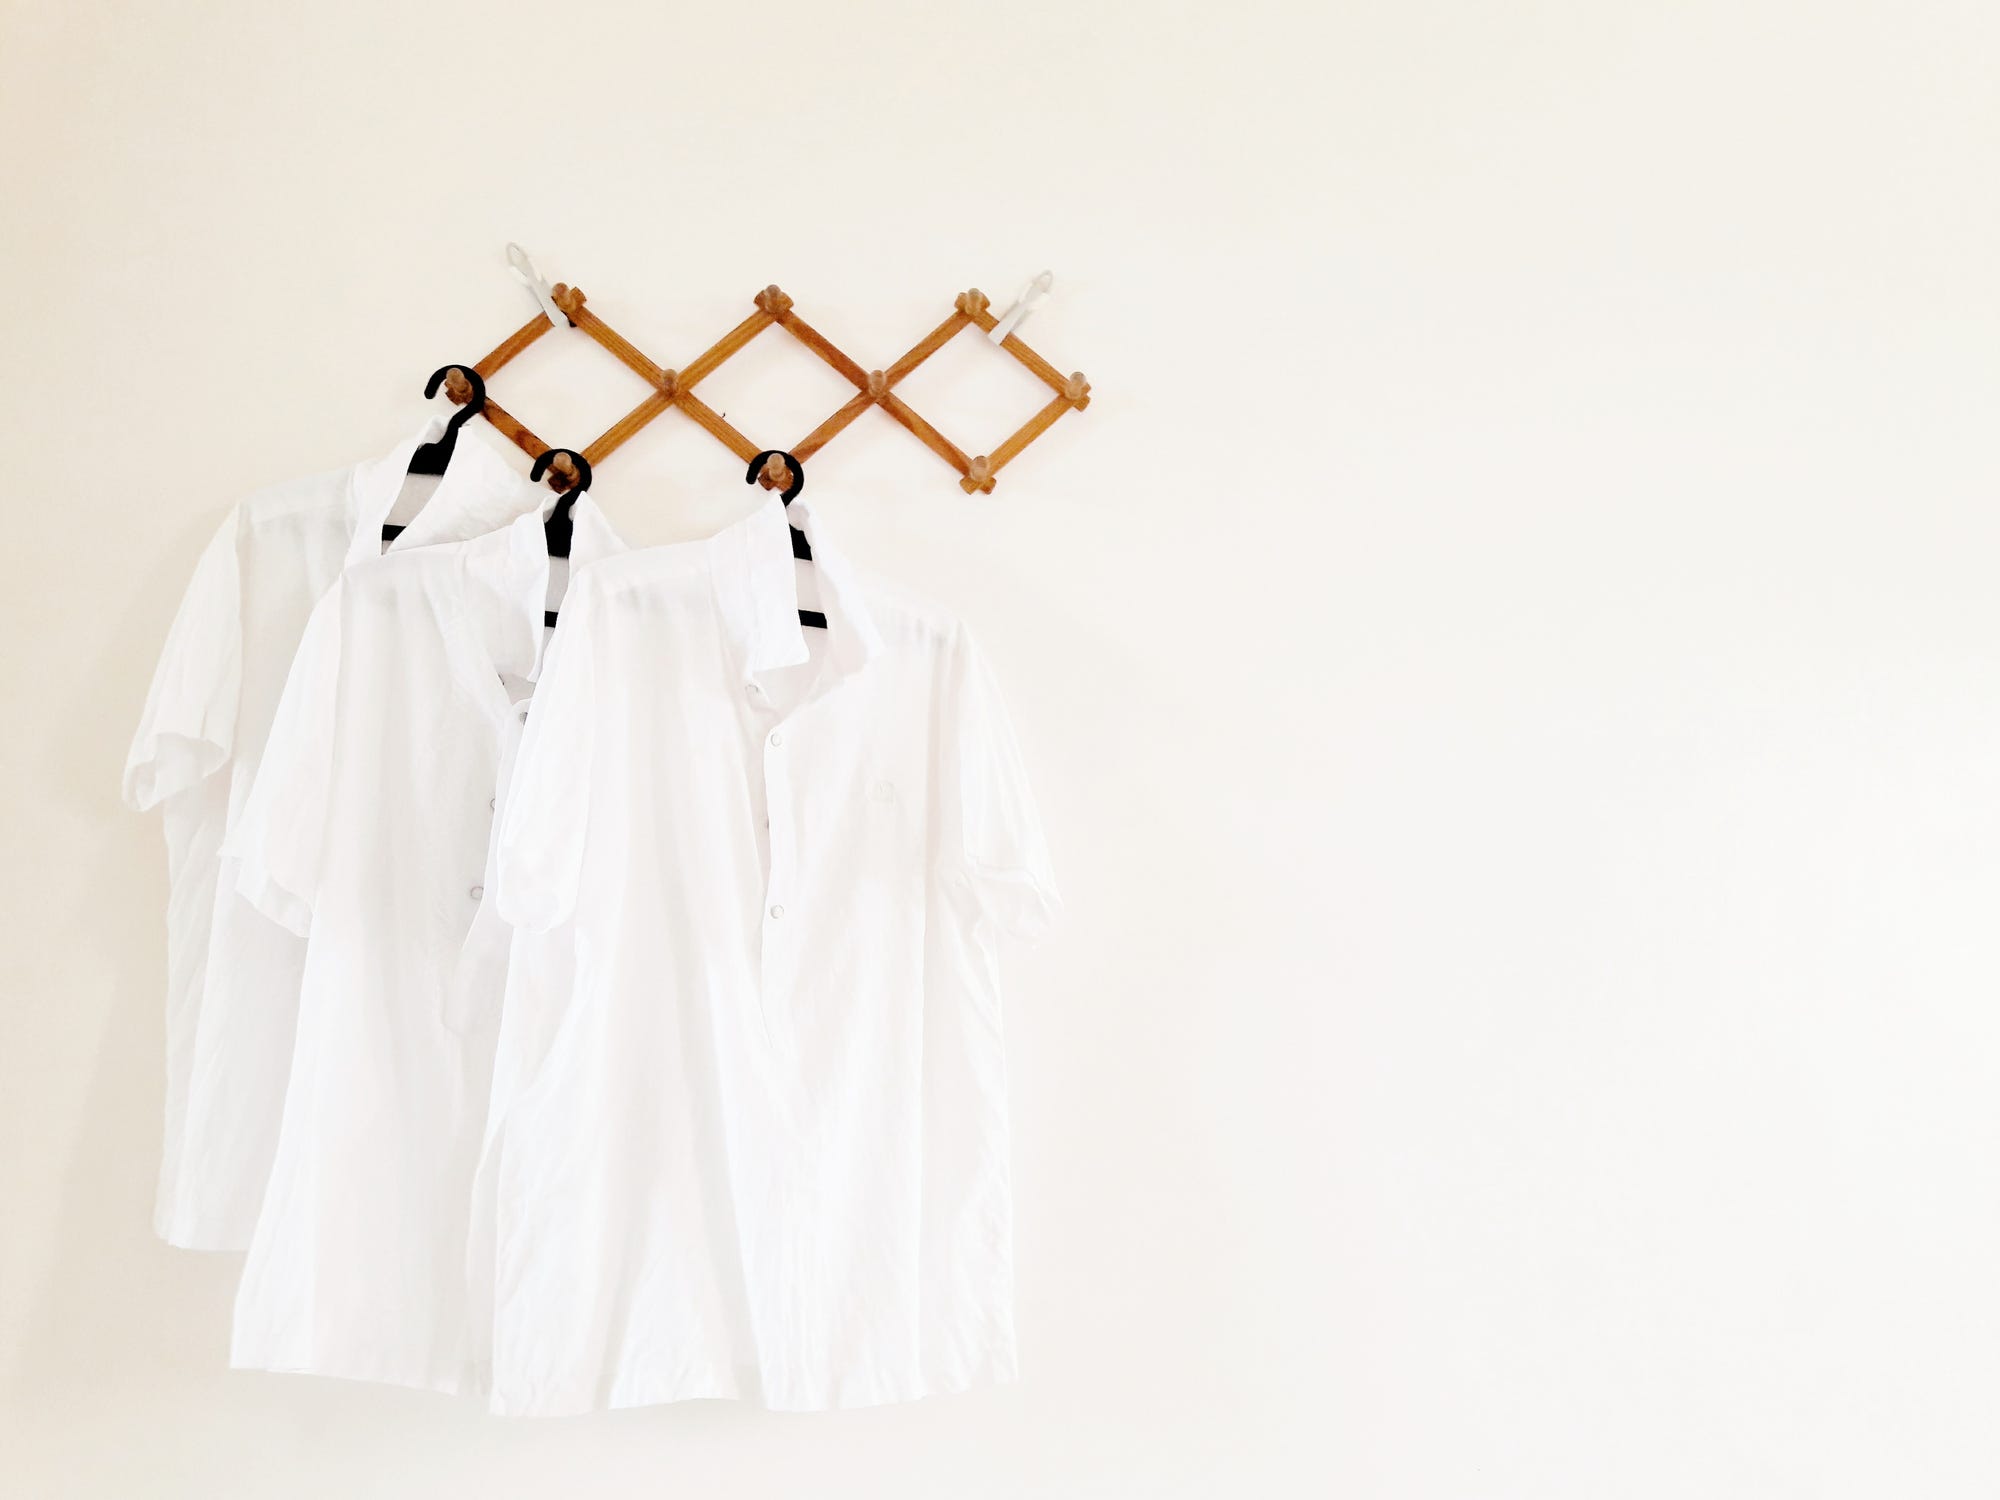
(224, 581), (346, 937)
(496, 581), (597, 934)
(123, 513), (242, 811)
(943, 626), (1061, 947)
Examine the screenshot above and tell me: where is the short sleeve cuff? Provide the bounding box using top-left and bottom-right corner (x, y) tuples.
(232, 856), (312, 938)
(970, 861), (1063, 949)
(495, 868), (573, 935)
(123, 729), (230, 811)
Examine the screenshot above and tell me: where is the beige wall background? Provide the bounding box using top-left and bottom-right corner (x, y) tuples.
(5, 1), (2000, 1495)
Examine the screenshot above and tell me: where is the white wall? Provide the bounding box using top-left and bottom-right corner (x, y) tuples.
(4, 1), (1999, 1494)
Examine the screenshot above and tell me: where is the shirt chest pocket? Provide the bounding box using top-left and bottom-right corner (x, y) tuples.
(842, 761), (924, 872)
(782, 748), (924, 891)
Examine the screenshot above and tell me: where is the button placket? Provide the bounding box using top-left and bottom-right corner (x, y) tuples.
(758, 714), (798, 1030)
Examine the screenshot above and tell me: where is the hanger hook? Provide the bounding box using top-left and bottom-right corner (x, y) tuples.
(423, 366), (487, 440)
(530, 447), (593, 496)
(746, 449), (805, 503)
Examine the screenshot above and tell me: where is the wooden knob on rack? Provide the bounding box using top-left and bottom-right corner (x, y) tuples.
(754, 285), (793, 317)
(759, 452), (793, 491)
(547, 452), (580, 491)
(1064, 371), (1092, 408)
(866, 370), (889, 400)
(960, 454), (996, 495)
(441, 367), (476, 405)
(657, 368), (678, 397)
(955, 289), (990, 318)
(551, 284), (586, 324)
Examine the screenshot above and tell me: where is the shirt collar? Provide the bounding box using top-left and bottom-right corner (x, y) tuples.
(488, 492), (628, 685)
(344, 419), (548, 568)
(468, 514), (555, 692)
(345, 414), (446, 563)
(708, 494), (812, 677)
(785, 496), (883, 679)
(566, 490), (627, 568)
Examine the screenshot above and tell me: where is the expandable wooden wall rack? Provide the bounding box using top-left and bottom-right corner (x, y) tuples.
(434, 283), (1091, 496)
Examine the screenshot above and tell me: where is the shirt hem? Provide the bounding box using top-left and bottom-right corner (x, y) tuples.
(488, 1363), (1017, 1418)
(154, 1208), (254, 1254)
(230, 1349), (482, 1401)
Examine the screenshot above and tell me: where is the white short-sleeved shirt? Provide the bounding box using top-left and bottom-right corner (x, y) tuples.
(224, 498), (625, 1395)
(481, 496), (1059, 1415)
(122, 416), (541, 1248)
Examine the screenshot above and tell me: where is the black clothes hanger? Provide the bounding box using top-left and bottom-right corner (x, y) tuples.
(745, 450), (826, 630)
(384, 367), (487, 542)
(531, 448), (593, 627)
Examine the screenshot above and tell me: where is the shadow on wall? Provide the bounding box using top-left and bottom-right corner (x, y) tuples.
(7, 512), (242, 1425)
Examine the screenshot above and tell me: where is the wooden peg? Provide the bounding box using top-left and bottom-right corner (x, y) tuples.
(866, 370), (889, 400)
(441, 366), (476, 405)
(657, 367), (678, 396)
(545, 451), (580, 491)
(754, 285), (793, 317)
(955, 289), (990, 318)
(1063, 371), (1092, 408)
(759, 452), (794, 491)
(551, 284), (587, 324)
(961, 454), (996, 494)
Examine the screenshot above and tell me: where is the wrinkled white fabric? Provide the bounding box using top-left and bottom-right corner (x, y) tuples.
(122, 415), (531, 1248)
(224, 498), (624, 1394)
(480, 495), (1058, 1415)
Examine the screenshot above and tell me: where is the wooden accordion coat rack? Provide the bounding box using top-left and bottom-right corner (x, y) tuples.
(435, 283), (1091, 496)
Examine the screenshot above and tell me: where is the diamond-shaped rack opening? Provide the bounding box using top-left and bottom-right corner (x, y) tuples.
(487, 318), (657, 452)
(887, 324), (1063, 467)
(690, 323), (865, 451)
(603, 422), (762, 547)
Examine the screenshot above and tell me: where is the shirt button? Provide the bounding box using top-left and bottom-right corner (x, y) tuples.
(469, 884), (485, 901)
(769, 731), (784, 747)
(769, 904), (785, 920)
